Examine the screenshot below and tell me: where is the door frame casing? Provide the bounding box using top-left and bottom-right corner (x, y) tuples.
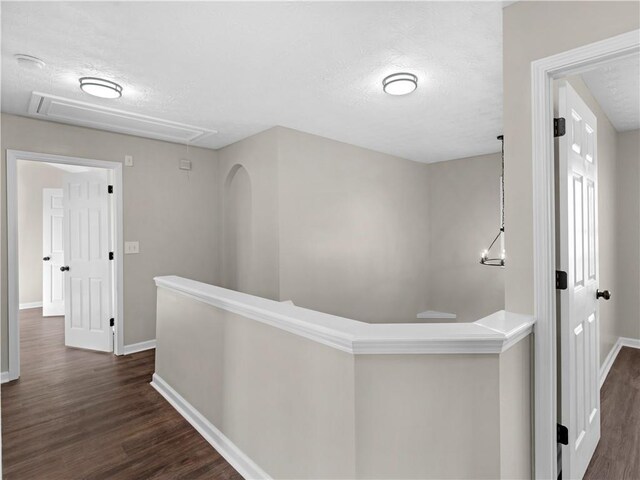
(531, 29), (640, 480)
(6, 150), (125, 381)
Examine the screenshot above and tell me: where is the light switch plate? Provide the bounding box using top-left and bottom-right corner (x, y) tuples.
(125, 155), (134, 167)
(124, 241), (139, 254)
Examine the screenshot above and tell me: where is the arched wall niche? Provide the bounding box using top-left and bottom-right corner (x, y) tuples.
(222, 164), (253, 294)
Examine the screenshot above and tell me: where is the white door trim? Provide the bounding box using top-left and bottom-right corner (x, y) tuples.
(6, 150), (125, 381)
(531, 29), (640, 480)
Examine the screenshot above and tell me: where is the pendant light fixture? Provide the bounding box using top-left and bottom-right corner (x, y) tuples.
(480, 135), (506, 267)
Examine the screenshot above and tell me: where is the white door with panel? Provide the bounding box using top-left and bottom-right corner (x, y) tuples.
(62, 170), (113, 352)
(558, 81), (605, 480)
(42, 188), (65, 316)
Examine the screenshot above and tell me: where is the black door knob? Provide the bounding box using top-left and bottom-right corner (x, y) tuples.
(596, 290), (611, 300)
(43, 256), (51, 261)
(60, 266), (70, 272)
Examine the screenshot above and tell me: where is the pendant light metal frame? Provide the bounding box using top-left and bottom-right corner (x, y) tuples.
(480, 135), (506, 267)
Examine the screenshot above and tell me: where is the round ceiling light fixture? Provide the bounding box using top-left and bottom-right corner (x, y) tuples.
(382, 72), (418, 96)
(79, 77), (123, 99)
(14, 54), (46, 69)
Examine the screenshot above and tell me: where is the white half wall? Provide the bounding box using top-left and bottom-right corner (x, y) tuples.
(154, 281), (533, 479)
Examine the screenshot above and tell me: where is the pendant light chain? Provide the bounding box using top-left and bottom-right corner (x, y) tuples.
(499, 135), (504, 232)
(480, 135), (506, 267)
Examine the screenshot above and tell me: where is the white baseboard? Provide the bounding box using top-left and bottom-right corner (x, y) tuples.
(151, 373), (270, 480)
(1, 371), (10, 384)
(620, 337), (640, 349)
(123, 339), (156, 355)
(600, 336), (640, 387)
(19, 301), (42, 310)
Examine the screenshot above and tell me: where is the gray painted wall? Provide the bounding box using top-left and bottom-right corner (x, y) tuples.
(616, 129), (640, 340)
(2, 118), (507, 371)
(217, 128), (280, 301)
(427, 152), (505, 323)
(1, 114), (220, 369)
(218, 126), (504, 324)
(503, 0), (640, 315)
(277, 127), (431, 323)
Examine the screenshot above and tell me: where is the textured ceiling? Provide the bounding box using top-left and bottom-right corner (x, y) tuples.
(1, 2), (504, 163)
(582, 54), (640, 132)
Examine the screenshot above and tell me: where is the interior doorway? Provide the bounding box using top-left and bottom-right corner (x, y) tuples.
(554, 54), (639, 479)
(531, 29), (640, 480)
(6, 150), (124, 381)
(554, 79), (602, 480)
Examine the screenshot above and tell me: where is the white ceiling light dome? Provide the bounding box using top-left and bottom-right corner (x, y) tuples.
(79, 77), (123, 99)
(382, 72), (418, 96)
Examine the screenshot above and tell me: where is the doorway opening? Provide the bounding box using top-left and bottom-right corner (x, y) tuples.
(553, 54), (639, 479)
(531, 29), (640, 480)
(6, 150), (124, 381)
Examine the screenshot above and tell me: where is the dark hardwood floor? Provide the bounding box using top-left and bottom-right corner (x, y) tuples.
(584, 346), (640, 480)
(2, 308), (243, 480)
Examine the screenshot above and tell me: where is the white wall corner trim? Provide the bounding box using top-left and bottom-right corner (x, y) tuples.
(19, 301), (43, 310)
(123, 340), (157, 355)
(600, 337), (640, 388)
(151, 373), (271, 480)
(1, 371), (11, 384)
(530, 29), (640, 480)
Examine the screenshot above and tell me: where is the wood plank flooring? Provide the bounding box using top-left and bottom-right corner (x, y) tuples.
(2, 308), (243, 480)
(584, 346), (640, 480)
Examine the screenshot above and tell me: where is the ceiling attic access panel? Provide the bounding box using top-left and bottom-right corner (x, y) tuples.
(28, 92), (217, 145)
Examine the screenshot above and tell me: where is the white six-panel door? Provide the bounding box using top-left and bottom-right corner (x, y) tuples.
(42, 188), (65, 316)
(62, 171), (113, 352)
(558, 81), (601, 480)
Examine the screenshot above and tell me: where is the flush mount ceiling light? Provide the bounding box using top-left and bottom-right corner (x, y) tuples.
(79, 77), (123, 99)
(382, 72), (418, 96)
(14, 54), (46, 69)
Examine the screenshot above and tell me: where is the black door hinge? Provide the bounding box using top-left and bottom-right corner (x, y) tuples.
(556, 270), (568, 290)
(557, 423), (568, 445)
(109, 252), (114, 260)
(109, 318), (115, 327)
(554, 118), (566, 137)
(108, 185), (114, 194)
